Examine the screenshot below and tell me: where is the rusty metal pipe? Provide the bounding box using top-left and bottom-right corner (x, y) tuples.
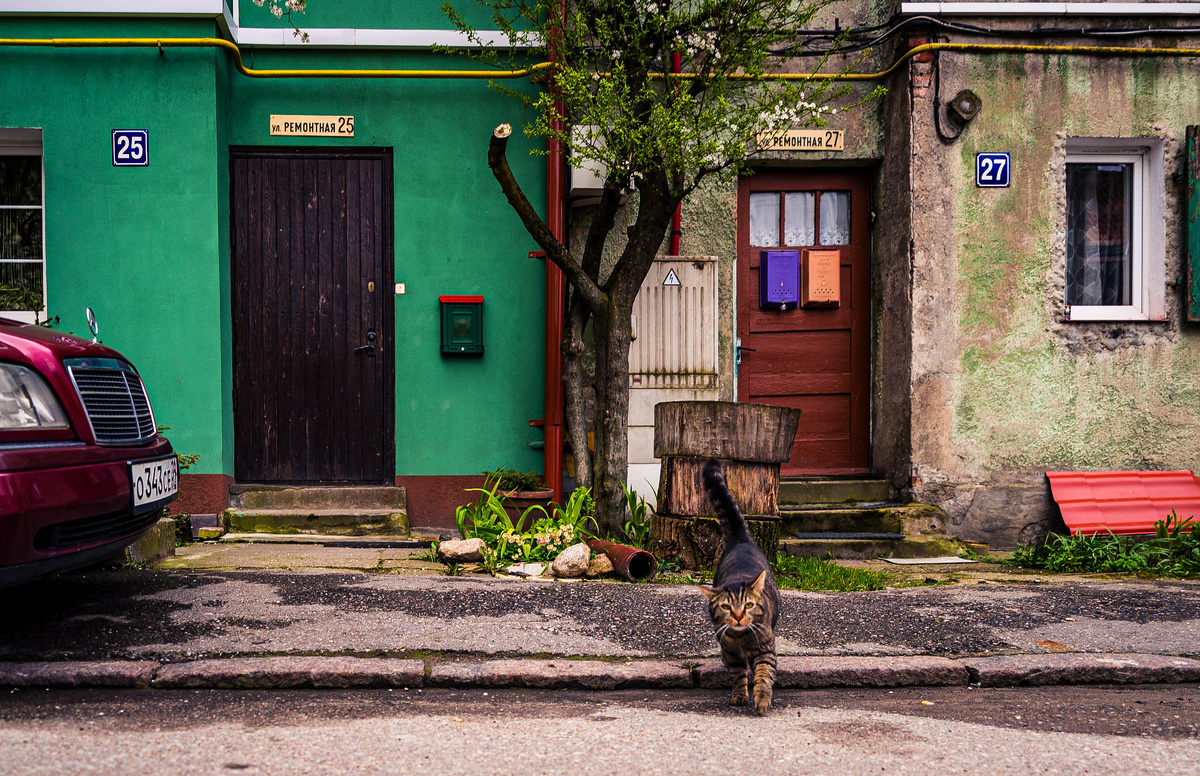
(587, 538), (657, 582)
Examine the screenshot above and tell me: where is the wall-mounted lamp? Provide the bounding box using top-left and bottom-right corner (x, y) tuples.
(948, 89), (982, 124)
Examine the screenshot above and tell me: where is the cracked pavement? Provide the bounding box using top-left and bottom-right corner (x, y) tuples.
(1, 561), (1198, 663)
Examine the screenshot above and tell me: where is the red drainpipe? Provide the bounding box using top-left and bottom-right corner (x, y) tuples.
(669, 49), (682, 256)
(543, 0), (567, 502)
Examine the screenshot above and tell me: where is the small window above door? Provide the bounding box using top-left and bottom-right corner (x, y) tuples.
(748, 188), (850, 247)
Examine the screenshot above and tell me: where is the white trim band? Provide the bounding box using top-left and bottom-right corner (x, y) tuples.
(235, 26), (513, 48)
(902, 2), (1200, 15)
(0, 0), (523, 49)
(0, 0), (223, 12)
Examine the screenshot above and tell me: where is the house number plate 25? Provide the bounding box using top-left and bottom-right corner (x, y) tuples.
(112, 129), (149, 167)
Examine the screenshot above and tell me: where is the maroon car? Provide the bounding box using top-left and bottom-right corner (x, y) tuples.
(0, 314), (177, 588)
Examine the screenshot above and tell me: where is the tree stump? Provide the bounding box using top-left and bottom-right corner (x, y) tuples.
(651, 512), (781, 570)
(651, 401), (800, 571)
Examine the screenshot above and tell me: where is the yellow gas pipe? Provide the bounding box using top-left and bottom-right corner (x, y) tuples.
(0, 36), (553, 79)
(1, 37), (1199, 81)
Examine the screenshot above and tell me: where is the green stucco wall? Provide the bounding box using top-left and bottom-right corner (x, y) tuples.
(0, 18), (229, 477)
(1, 14), (548, 481)
(226, 47), (547, 476)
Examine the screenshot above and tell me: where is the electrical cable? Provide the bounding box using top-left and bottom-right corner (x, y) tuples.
(931, 49), (965, 145)
(768, 15), (1200, 57)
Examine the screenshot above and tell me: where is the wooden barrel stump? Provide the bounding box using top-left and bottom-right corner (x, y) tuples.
(651, 401), (800, 571)
(651, 513), (781, 569)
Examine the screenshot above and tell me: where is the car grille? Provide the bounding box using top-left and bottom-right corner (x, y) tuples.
(34, 508), (162, 552)
(64, 359), (157, 446)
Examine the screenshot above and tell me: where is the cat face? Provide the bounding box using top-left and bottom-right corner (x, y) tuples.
(698, 569), (769, 636)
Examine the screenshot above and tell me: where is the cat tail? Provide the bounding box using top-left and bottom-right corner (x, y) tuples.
(703, 457), (752, 545)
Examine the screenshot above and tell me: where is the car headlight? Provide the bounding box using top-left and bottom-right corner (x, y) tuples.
(0, 363), (70, 430)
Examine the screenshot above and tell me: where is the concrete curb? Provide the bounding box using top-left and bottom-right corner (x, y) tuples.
(2, 653), (1199, 691)
(429, 659), (693, 689)
(153, 657), (426, 689)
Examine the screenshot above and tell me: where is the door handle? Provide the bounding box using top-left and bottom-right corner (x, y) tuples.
(355, 330), (377, 356)
(735, 340), (756, 366)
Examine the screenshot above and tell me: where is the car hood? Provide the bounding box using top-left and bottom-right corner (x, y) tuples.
(0, 317), (131, 367)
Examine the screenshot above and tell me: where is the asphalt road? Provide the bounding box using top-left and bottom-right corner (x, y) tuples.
(2, 568), (1198, 661)
(0, 685), (1196, 775)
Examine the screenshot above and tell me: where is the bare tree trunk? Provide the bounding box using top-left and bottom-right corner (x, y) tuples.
(591, 301), (633, 537)
(562, 293), (592, 489)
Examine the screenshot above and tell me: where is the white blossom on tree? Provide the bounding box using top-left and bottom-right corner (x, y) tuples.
(251, 0), (310, 41)
(445, 0), (883, 537)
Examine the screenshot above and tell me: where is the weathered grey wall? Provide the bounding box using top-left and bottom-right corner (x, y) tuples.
(871, 38), (915, 497)
(905, 46), (1200, 547)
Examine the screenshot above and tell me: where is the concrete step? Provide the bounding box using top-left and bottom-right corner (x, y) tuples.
(780, 503), (947, 537)
(218, 532), (433, 547)
(221, 508), (409, 537)
(229, 485), (405, 511)
(778, 534), (964, 560)
(778, 478), (894, 505)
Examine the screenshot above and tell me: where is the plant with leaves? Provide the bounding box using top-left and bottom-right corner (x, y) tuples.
(483, 466), (548, 492)
(455, 482), (533, 544)
(1005, 512), (1200, 577)
(619, 483), (653, 550)
(444, 0), (879, 536)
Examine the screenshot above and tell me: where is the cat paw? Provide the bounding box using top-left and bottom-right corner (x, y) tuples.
(753, 694), (772, 716)
(729, 693), (748, 707)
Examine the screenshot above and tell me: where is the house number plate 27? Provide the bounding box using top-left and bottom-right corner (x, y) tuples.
(976, 152), (1010, 187)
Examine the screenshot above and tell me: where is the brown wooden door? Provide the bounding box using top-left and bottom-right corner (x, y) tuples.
(736, 169), (870, 476)
(231, 148), (394, 483)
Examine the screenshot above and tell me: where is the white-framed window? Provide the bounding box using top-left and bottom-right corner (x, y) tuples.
(0, 129), (45, 324)
(1064, 139), (1165, 322)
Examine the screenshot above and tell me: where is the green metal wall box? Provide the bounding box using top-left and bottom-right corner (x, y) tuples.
(440, 295), (484, 355)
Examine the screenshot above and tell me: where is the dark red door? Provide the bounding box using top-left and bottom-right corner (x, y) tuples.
(736, 169), (871, 476)
(231, 148), (394, 483)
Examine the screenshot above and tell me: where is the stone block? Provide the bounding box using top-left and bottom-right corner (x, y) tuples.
(0, 660), (159, 688)
(956, 482), (1059, 549)
(696, 656), (967, 689)
(964, 653), (1200, 687)
(120, 517), (176, 565)
(429, 659), (692, 689)
(153, 657), (426, 689)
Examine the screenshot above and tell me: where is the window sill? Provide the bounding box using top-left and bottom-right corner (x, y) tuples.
(1065, 305), (1152, 322)
(0, 311), (42, 325)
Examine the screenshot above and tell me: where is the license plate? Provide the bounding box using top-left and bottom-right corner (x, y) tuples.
(128, 455), (179, 513)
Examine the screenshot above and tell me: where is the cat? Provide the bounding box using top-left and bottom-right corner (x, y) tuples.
(697, 456), (780, 716)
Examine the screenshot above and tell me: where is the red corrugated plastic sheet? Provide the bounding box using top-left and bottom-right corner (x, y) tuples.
(1046, 470), (1200, 536)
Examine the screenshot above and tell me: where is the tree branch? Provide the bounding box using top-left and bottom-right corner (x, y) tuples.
(606, 166), (680, 308)
(488, 128), (604, 312)
(581, 182), (624, 282)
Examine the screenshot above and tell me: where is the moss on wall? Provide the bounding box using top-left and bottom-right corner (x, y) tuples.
(938, 52), (1200, 483)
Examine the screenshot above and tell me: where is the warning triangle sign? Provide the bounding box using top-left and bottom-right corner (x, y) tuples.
(662, 268), (681, 287)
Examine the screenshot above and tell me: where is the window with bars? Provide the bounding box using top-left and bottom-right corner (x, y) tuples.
(0, 132), (44, 322)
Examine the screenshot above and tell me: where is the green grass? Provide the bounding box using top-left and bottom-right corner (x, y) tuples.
(413, 542), (441, 563)
(651, 556), (894, 591)
(771, 555), (893, 592)
(1004, 512), (1200, 577)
